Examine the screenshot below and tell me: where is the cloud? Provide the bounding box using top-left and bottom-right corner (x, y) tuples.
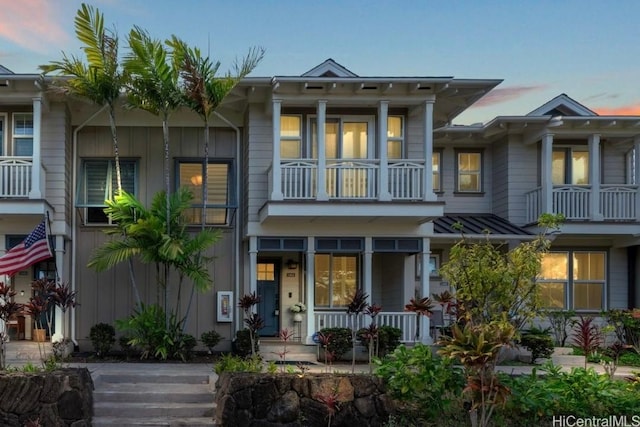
(474, 85), (549, 108)
(0, 0), (71, 54)
(582, 93), (620, 102)
(593, 104), (640, 116)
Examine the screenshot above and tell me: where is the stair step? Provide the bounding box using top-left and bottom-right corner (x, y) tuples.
(94, 402), (215, 418)
(92, 416), (216, 427)
(95, 384), (213, 403)
(96, 373), (211, 385)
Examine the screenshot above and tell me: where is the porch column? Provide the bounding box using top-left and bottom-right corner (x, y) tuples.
(249, 236), (258, 296)
(53, 235), (65, 341)
(29, 97), (42, 199)
(420, 238), (431, 344)
(423, 97), (436, 201)
(270, 100), (283, 200)
(589, 134), (602, 220)
(634, 137), (640, 220)
(305, 237), (316, 344)
(378, 101), (391, 201)
(540, 134), (554, 217)
(316, 100), (329, 201)
(363, 237), (373, 304)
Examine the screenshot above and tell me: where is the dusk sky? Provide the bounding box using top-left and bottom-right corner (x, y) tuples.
(1, 0), (639, 124)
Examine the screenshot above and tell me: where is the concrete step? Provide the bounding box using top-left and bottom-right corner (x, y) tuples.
(94, 402), (215, 418)
(94, 383), (213, 403)
(96, 373), (211, 384)
(92, 416), (216, 427)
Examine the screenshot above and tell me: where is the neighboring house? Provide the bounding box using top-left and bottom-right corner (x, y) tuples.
(1, 60), (638, 350)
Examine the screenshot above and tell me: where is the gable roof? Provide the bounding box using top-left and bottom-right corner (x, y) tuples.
(301, 59), (358, 78)
(0, 65), (14, 74)
(527, 93), (597, 117)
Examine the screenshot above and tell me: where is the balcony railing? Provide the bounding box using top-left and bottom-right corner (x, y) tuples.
(315, 311), (418, 343)
(525, 185), (639, 223)
(0, 157), (33, 198)
(276, 159), (426, 200)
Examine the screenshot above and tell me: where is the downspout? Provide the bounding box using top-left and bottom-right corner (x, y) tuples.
(71, 106), (108, 345)
(213, 111), (242, 339)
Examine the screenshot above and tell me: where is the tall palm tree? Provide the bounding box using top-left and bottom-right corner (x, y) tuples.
(169, 38), (264, 229)
(40, 3), (142, 305)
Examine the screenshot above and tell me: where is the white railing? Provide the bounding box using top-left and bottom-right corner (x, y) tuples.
(314, 311), (418, 343)
(388, 160), (424, 199)
(0, 157), (32, 198)
(525, 185), (639, 222)
(276, 159), (426, 201)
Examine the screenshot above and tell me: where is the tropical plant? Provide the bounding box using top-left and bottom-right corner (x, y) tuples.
(520, 327), (554, 364)
(545, 309), (575, 346)
(49, 282), (78, 343)
(404, 295), (435, 342)
(214, 353), (263, 374)
(572, 316), (603, 368)
(89, 323), (116, 357)
(200, 330), (222, 354)
(238, 292), (262, 357)
(346, 289), (369, 373)
(0, 282), (23, 369)
(274, 328), (295, 371)
(317, 327), (352, 363)
(233, 329), (259, 357)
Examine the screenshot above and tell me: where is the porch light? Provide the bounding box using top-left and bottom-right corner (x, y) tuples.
(287, 259), (299, 270)
(20, 290), (24, 296)
(190, 174), (203, 186)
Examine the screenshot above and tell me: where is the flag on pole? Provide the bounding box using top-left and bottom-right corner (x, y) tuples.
(0, 219), (53, 276)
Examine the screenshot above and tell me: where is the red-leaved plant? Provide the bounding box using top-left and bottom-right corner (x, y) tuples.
(572, 316), (602, 368)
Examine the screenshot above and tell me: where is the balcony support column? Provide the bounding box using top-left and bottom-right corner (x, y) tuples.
(29, 97), (42, 199)
(378, 101), (391, 201)
(420, 237), (432, 344)
(634, 136), (640, 219)
(423, 97), (436, 201)
(270, 100), (283, 200)
(305, 237), (316, 344)
(363, 238), (373, 304)
(541, 134), (554, 217)
(316, 100), (329, 200)
(589, 134), (603, 220)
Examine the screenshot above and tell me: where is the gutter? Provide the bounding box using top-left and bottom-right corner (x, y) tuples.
(213, 111), (242, 338)
(70, 106), (108, 346)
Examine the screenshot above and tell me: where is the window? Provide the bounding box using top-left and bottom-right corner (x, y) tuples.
(280, 115), (302, 158)
(311, 117), (373, 159)
(538, 250), (606, 311)
(433, 151), (441, 192)
(387, 116), (403, 159)
(552, 148), (589, 185)
(177, 159), (233, 226)
(77, 159), (137, 224)
(456, 151), (482, 192)
(314, 254), (359, 308)
(0, 114), (5, 155)
(13, 113), (33, 156)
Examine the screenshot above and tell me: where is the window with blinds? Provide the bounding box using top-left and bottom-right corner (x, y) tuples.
(77, 159), (137, 224)
(177, 159), (234, 226)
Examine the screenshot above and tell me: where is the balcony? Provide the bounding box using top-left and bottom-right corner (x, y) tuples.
(525, 185), (639, 223)
(0, 157), (48, 215)
(261, 159), (442, 224)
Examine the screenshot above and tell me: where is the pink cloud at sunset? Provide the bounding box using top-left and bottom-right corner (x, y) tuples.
(0, 0), (70, 54)
(474, 85), (549, 108)
(593, 105), (640, 116)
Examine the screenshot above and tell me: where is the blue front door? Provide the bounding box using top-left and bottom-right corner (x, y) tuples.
(257, 262), (279, 337)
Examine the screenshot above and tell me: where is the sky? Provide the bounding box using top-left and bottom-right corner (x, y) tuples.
(1, 0), (640, 125)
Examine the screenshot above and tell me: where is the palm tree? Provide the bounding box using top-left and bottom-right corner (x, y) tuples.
(169, 38), (264, 229)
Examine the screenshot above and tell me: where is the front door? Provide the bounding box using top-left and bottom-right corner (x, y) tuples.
(257, 261), (279, 337)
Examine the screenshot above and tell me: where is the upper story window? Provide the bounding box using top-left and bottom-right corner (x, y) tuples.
(177, 159), (234, 226)
(433, 151), (441, 192)
(13, 113), (33, 156)
(456, 150), (482, 192)
(77, 159), (137, 225)
(311, 117), (374, 160)
(552, 148), (589, 185)
(280, 115), (302, 158)
(387, 116), (403, 159)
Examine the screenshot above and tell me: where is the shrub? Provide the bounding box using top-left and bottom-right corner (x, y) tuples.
(173, 333), (197, 361)
(545, 309), (575, 346)
(89, 323), (116, 358)
(201, 330), (222, 353)
(520, 327), (554, 364)
(317, 327), (352, 361)
(356, 325), (402, 357)
(233, 329), (259, 357)
(214, 353), (263, 374)
(119, 335), (135, 359)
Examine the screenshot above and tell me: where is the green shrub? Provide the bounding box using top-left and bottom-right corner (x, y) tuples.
(318, 327), (352, 361)
(356, 325), (402, 357)
(520, 327), (554, 364)
(233, 329), (259, 357)
(214, 354), (263, 374)
(201, 330), (222, 353)
(173, 333), (197, 361)
(89, 323), (116, 358)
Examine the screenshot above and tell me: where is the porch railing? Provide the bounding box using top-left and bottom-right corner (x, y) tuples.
(0, 157), (33, 198)
(276, 159), (426, 201)
(525, 185), (638, 223)
(314, 311), (418, 343)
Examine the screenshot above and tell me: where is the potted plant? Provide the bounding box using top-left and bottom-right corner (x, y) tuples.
(289, 302), (306, 322)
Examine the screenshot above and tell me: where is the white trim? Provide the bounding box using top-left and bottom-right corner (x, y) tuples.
(528, 94), (597, 117)
(301, 59), (358, 78)
(0, 113), (6, 156)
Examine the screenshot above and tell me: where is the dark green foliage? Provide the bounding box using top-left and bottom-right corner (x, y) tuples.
(118, 335), (135, 359)
(233, 329), (259, 357)
(174, 333), (197, 361)
(318, 327), (352, 360)
(214, 354), (263, 374)
(520, 327), (554, 364)
(201, 330), (222, 353)
(375, 344), (465, 423)
(356, 325), (402, 357)
(89, 323), (116, 357)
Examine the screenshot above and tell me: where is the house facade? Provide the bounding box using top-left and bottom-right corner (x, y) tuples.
(1, 60), (638, 349)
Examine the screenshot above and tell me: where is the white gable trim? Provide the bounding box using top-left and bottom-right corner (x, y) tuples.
(301, 59), (358, 77)
(528, 93), (597, 117)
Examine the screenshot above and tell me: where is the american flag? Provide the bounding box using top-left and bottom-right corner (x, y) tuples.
(0, 219), (53, 276)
